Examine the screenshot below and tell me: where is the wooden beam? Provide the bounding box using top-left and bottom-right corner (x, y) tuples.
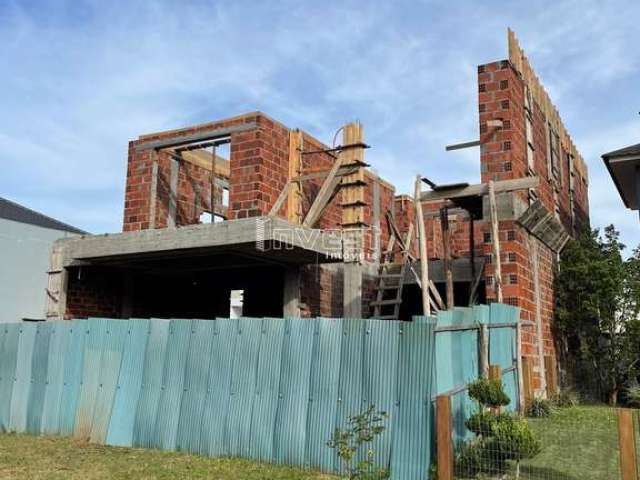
(445, 139), (481, 151)
(480, 324), (489, 377)
(414, 176), (431, 316)
(167, 149), (230, 177)
(440, 206), (454, 310)
(269, 183), (291, 217)
(488, 180), (503, 303)
(522, 356), (534, 410)
(149, 153), (158, 229)
(516, 322), (525, 414)
(421, 176), (539, 203)
(287, 130), (303, 224)
(167, 156), (180, 228)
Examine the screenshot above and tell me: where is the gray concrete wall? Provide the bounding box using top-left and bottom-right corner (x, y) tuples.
(0, 218), (77, 322)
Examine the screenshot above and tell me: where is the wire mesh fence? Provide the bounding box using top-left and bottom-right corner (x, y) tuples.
(450, 403), (633, 480)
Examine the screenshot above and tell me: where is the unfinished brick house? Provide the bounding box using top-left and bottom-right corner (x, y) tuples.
(47, 31), (588, 397)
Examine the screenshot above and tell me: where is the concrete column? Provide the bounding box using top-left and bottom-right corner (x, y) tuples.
(343, 263), (362, 318)
(283, 267), (301, 317)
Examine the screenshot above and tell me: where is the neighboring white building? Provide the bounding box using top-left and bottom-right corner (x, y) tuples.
(0, 196), (85, 322)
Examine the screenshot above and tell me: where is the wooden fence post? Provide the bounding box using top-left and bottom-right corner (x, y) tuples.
(489, 365), (502, 413)
(479, 324), (489, 378)
(618, 409), (639, 480)
(522, 356), (534, 410)
(436, 395), (453, 480)
(544, 355), (558, 397)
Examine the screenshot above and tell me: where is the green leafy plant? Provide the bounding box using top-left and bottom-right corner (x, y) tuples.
(467, 377), (510, 408)
(456, 378), (541, 478)
(526, 397), (552, 418)
(551, 388), (580, 408)
(327, 405), (389, 480)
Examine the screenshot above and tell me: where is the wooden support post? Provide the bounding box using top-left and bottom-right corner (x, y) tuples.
(168, 155), (180, 228)
(149, 152), (158, 229)
(479, 324), (489, 378)
(529, 236), (548, 396)
(489, 364), (502, 381)
(487, 180), (503, 303)
(210, 145), (217, 220)
(489, 365), (503, 413)
(440, 206), (454, 309)
(287, 130), (303, 224)
(544, 356), (558, 397)
(522, 356), (534, 409)
(414, 176), (431, 316)
(516, 322), (525, 414)
(618, 409), (639, 480)
(468, 216), (477, 304)
(436, 395), (453, 480)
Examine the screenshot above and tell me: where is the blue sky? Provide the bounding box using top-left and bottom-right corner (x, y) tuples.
(1, 0), (639, 248)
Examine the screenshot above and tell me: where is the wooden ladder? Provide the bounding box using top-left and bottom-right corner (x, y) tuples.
(371, 224), (414, 320)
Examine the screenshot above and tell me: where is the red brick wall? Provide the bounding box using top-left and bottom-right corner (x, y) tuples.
(65, 267), (123, 319)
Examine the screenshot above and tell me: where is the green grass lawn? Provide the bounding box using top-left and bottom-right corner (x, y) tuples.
(520, 405), (621, 480)
(0, 433), (336, 480)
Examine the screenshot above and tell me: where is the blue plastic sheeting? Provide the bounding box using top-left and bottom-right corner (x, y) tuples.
(0, 304), (521, 480)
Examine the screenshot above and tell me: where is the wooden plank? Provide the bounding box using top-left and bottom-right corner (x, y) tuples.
(440, 207), (454, 309)
(414, 176), (431, 316)
(489, 365), (501, 381)
(488, 180), (503, 303)
(522, 356), (534, 409)
(168, 156), (180, 228)
(516, 322), (525, 414)
(618, 409), (639, 480)
(445, 139), (481, 151)
(302, 158), (343, 228)
(436, 395), (453, 480)
(149, 154), (158, 229)
(167, 149), (230, 177)
(269, 183), (291, 217)
(544, 356), (558, 397)
(420, 176), (539, 202)
(529, 236), (547, 395)
(480, 324), (489, 378)
(287, 130), (303, 224)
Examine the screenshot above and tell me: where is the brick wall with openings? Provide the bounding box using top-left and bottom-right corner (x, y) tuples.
(477, 59), (590, 393)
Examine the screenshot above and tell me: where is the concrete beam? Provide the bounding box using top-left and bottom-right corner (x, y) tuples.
(134, 122), (257, 151)
(55, 217), (343, 267)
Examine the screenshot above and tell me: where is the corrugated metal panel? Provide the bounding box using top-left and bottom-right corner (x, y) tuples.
(59, 320), (87, 436)
(153, 319), (192, 451)
(226, 317), (261, 458)
(333, 318), (365, 473)
(175, 319), (214, 453)
(9, 323), (36, 432)
(249, 317), (285, 462)
(106, 319), (150, 446)
(133, 319), (169, 448)
(199, 319), (237, 457)
(90, 319), (128, 444)
(0, 323), (20, 431)
(304, 318), (342, 471)
(389, 317), (436, 480)
(273, 318), (315, 466)
(41, 321), (71, 435)
(363, 318), (401, 470)
(25, 322), (52, 434)
(75, 318), (110, 439)
(0, 308), (524, 479)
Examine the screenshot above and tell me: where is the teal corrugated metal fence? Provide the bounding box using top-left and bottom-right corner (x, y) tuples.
(0, 304), (520, 479)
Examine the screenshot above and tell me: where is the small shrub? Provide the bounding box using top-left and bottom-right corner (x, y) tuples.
(626, 385), (640, 407)
(526, 397), (552, 418)
(551, 388), (580, 408)
(327, 404), (389, 479)
(467, 377), (510, 408)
